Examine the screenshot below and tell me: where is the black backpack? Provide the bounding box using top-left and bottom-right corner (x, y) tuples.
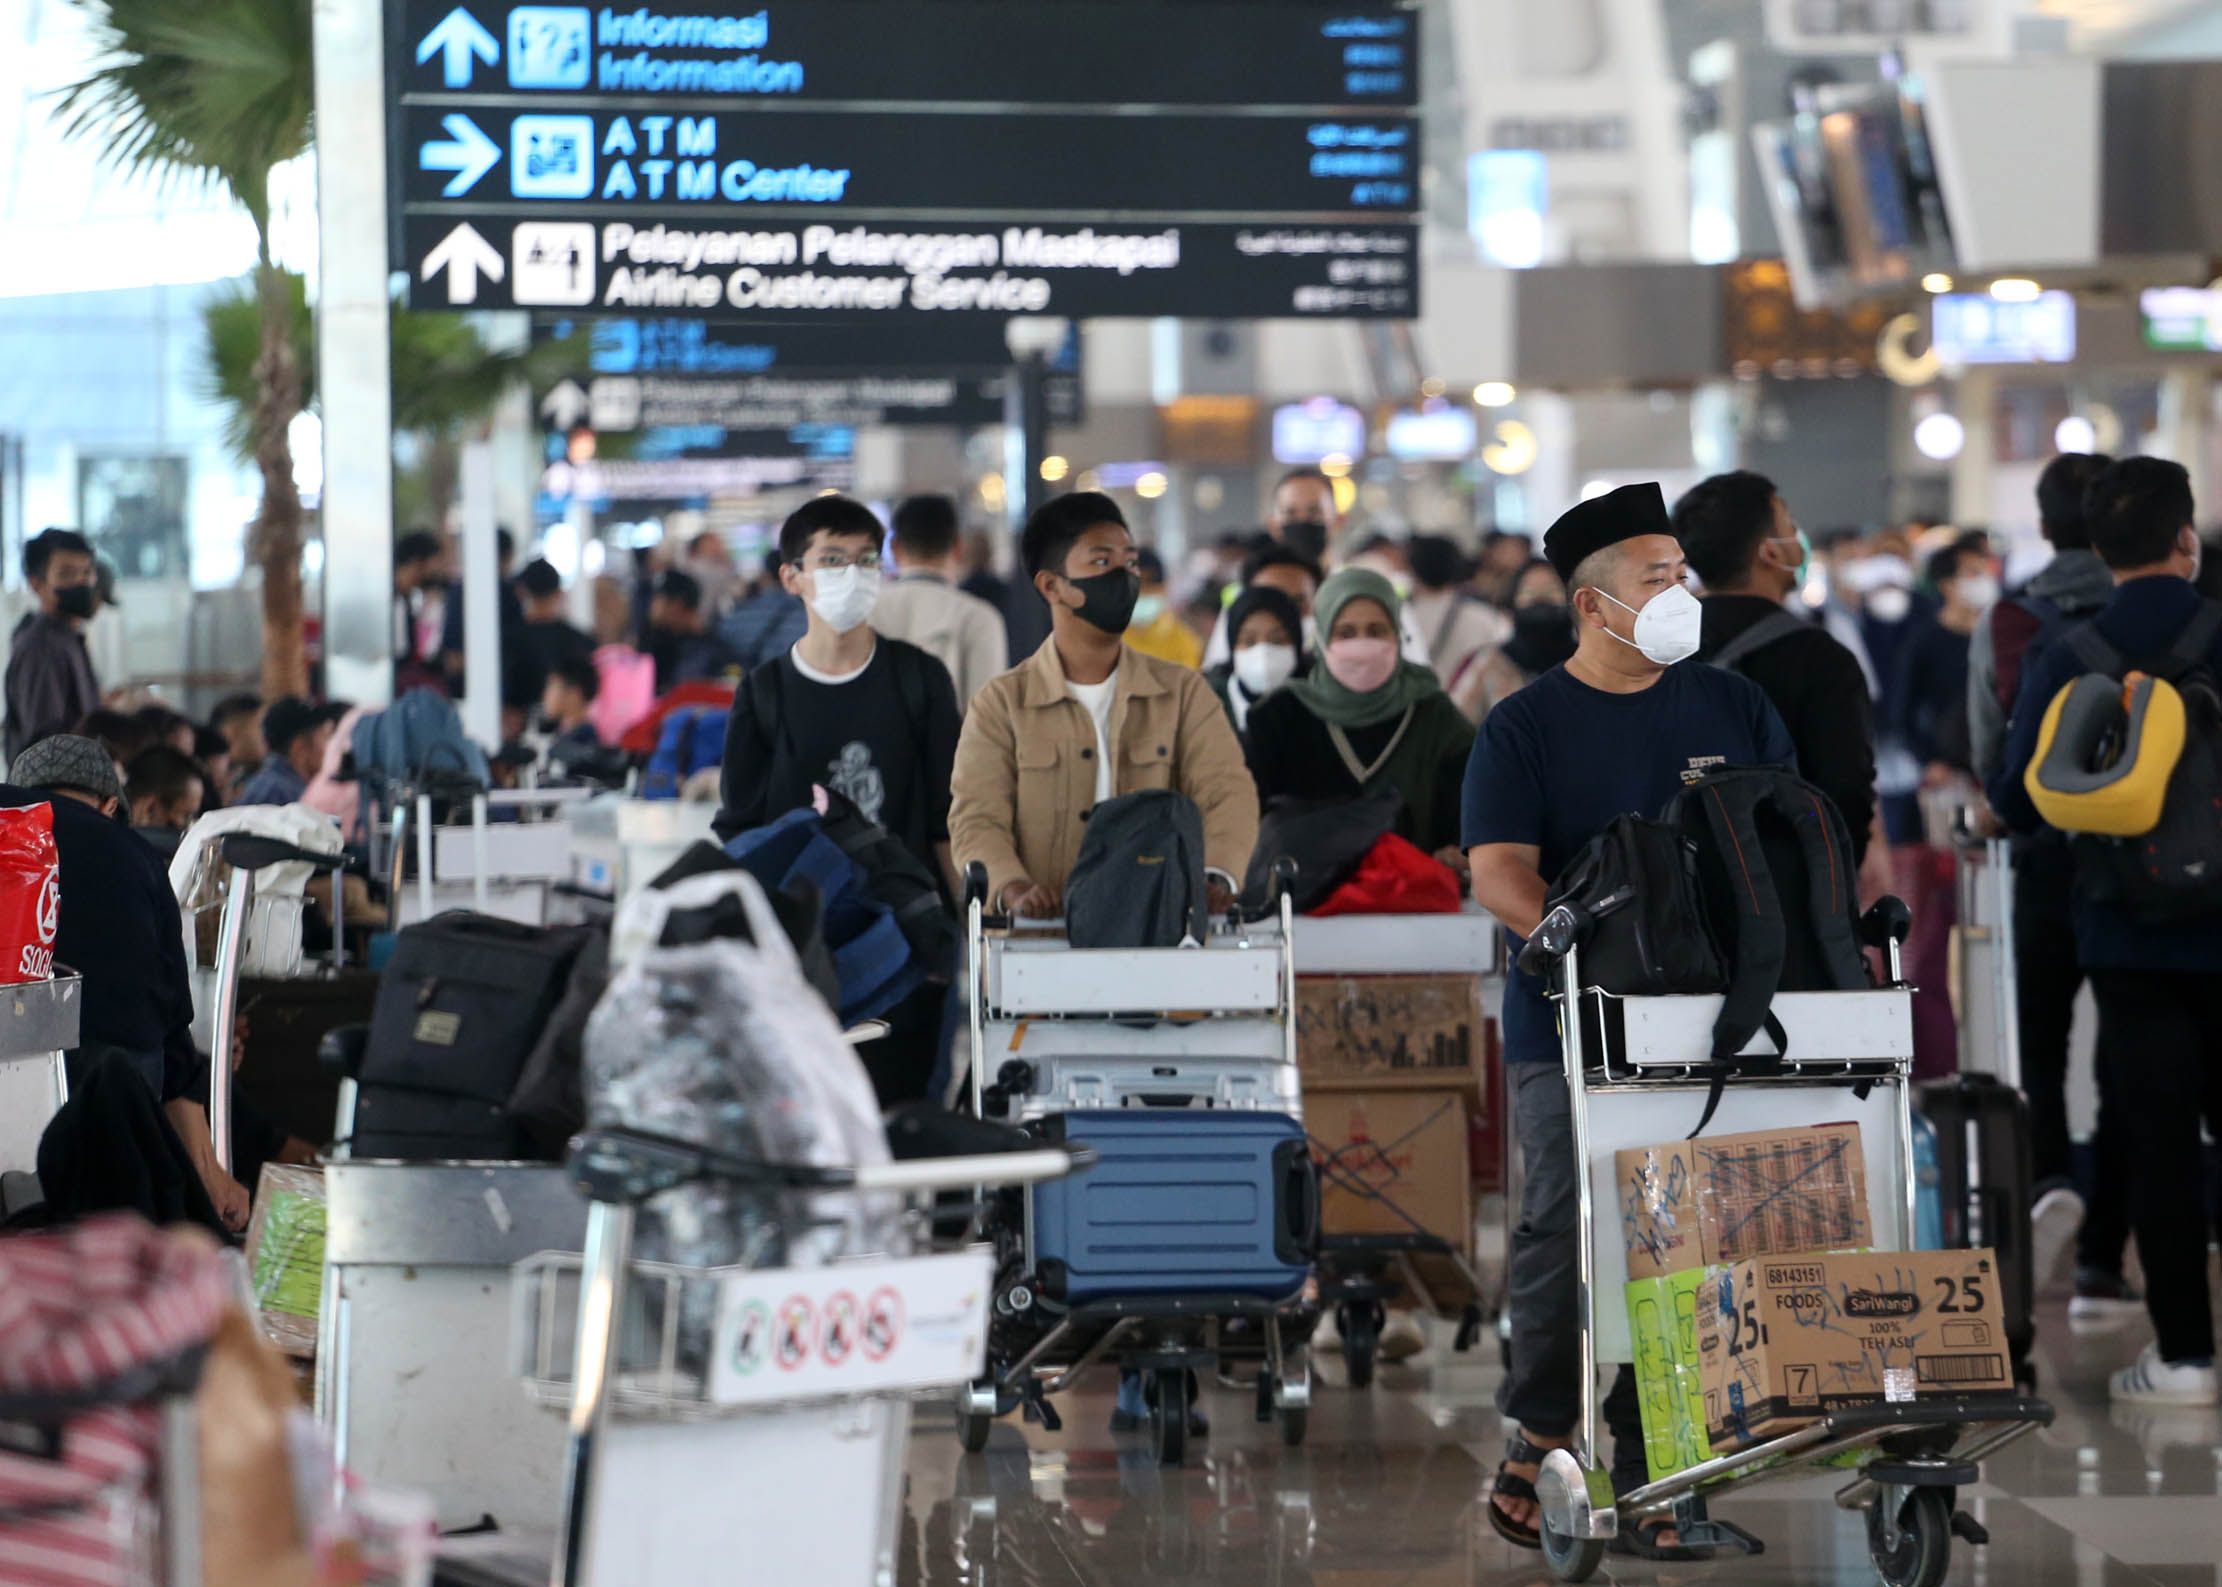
(2055, 604), (2222, 922)
(1063, 789), (1208, 948)
(1542, 815), (1727, 997)
(1663, 766), (1871, 1129)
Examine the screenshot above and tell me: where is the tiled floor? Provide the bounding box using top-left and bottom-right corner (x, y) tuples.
(898, 1304), (2222, 1585)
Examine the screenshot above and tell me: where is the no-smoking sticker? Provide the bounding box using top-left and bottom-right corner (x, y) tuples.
(821, 1292), (860, 1367)
(864, 1287), (904, 1361)
(776, 1296), (816, 1372)
(729, 1300), (772, 1376)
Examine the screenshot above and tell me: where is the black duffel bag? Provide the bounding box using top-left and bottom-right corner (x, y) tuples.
(353, 912), (597, 1159)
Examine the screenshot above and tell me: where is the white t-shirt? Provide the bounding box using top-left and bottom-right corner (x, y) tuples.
(788, 641), (874, 686)
(1067, 674), (1117, 804)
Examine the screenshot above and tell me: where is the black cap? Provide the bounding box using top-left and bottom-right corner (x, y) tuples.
(1543, 482), (1674, 585)
(261, 696), (326, 755)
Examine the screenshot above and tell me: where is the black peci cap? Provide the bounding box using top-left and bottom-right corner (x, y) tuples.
(1542, 482), (1673, 585)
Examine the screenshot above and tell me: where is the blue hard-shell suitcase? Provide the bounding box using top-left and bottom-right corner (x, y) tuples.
(1027, 1110), (1319, 1304)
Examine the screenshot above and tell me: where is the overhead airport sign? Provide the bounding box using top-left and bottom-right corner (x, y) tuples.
(538, 371), (1005, 430)
(388, 0), (1420, 318)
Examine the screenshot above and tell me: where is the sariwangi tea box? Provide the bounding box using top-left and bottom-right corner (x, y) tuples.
(1618, 1123), (1870, 1282)
(1626, 1270), (1712, 1482)
(1695, 1250), (2014, 1447)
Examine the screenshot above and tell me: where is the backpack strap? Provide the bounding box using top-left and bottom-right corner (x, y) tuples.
(1707, 610), (1810, 675)
(1677, 771), (1793, 1135)
(2162, 601), (2222, 677)
(2063, 621), (2128, 678)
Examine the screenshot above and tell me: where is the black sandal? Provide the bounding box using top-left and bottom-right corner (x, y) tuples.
(1486, 1432), (1548, 1551)
(1611, 1516), (1707, 1561)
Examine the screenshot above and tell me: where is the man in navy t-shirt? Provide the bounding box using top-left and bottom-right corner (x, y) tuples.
(1462, 483), (1795, 1554)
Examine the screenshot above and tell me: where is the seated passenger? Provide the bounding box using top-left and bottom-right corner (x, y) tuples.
(122, 745), (206, 861)
(237, 697), (337, 807)
(950, 491), (1257, 921)
(1203, 584), (1308, 739)
(540, 653), (605, 764)
(7, 734), (247, 1230)
(1244, 568), (1475, 865)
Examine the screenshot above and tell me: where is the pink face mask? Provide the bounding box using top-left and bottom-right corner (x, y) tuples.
(1323, 635), (1399, 693)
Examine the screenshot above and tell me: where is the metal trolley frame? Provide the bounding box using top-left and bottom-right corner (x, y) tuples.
(957, 867), (1315, 1461)
(521, 1125), (1085, 1587)
(1525, 905), (2053, 1586)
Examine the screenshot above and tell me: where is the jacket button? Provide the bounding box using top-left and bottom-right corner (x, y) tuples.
(1157, 745), (1168, 756)
(1080, 747), (1093, 760)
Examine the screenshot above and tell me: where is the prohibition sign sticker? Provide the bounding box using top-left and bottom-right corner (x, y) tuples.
(863, 1287), (904, 1361)
(776, 1296), (816, 1372)
(729, 1299), (772, 1376)
(821, 1291), (860, 1367)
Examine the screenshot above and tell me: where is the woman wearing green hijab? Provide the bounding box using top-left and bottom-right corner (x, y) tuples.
(1243, 566), (1476, 864)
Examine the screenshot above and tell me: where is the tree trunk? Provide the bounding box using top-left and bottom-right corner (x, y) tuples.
(248, 258), (307, 699)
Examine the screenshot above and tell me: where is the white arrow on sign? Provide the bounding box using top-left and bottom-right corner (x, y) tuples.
(420, 113), (501, 197)
(541, 380), (590, 430)
(416, 6), (500, 88)
(421, 223), (505, 305)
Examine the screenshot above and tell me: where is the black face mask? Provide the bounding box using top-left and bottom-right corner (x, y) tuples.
(1064, 567), (1141, 635)
(54, 585), (96, 620)
(1281, 520), (1330, 561)
(1505, 603), (1578, 674)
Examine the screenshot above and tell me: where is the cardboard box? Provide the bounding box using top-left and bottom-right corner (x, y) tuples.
(1618, 1123), (1869, 1282)
(1695, 1250), (2013, 1447)
(1311, 1088), (1472, 1250)
(1627, 1271), (1713, 1481)
(1296, 974), (1486, 1093)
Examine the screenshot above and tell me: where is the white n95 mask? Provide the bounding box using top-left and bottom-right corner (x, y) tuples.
(1596, 582), (1703, 667)
(1232, 642), (1298, 697)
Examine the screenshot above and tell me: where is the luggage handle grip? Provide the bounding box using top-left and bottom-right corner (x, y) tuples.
(1275, 1141), (1321, 1259)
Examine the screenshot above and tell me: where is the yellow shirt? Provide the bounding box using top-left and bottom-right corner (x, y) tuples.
(1125, 610), (1204, 670)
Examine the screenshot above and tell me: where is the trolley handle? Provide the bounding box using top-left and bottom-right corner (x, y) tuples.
(1514, 899), (1592, 978)
(566, 1123), (1093, 1207)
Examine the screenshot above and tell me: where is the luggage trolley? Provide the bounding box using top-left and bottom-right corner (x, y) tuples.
(957, 864), (1318, 1461)
(1519, 897), (2053, 1587)
(499, 1123), (1085, 1587)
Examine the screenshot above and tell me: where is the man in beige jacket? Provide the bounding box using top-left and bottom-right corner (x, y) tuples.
(951, 491), (1258, 919)
(871, 494), (1009, 709)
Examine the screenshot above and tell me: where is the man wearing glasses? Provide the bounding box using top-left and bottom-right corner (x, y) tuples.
(716, 494), (965, 1101)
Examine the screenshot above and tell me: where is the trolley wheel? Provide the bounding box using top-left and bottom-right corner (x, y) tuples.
(957, 1411), (994, 1453)
(1279, 1404), (1308, 1447)
(1150, 1367), (1189, 1466)
(1868, 1487), (1953, 1587)
(1539, 1522), (1606, 1584)
(1339, 1303), (1381, 1389)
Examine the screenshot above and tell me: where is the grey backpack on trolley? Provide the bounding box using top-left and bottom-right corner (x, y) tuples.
(1061, 789), (1208, 948)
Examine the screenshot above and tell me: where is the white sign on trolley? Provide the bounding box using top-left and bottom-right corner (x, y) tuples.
(706, 1249), (993, 1406)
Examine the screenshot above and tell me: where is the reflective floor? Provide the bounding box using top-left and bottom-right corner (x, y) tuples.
(898, 1304), (2222, 1586)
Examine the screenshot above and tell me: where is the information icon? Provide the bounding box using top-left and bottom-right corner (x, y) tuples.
(508, 6), (591, 90)
(511, 115), (595, 200)
(512, 222), (597, 306)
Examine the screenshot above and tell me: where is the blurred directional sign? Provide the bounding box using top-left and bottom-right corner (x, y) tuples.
(530, 316), (1085, 428)
(386, 0), (1421, 318)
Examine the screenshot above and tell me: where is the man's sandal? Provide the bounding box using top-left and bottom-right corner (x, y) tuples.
(1486, 1432), (1550, 1551)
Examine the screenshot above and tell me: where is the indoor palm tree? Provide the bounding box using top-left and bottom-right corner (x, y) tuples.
(55, 0), (315, 697)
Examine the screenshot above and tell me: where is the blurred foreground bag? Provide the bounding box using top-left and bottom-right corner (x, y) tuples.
(0, 800), (57, 986)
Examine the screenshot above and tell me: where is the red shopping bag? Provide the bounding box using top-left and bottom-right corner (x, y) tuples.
(0, 801), (58, 984)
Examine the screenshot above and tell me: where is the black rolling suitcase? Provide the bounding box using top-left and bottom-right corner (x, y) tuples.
(353, 913), (595, 1159)
(1921, 1074), (2037, 1385)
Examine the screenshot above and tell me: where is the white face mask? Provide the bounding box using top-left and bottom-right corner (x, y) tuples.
(808, 564), (881, 633)
(1233, 642), (1298, 697)
(1595, 582), (1702, 667)
(1867, 586), (1913, 625)
(1957, 573), (2001, 611)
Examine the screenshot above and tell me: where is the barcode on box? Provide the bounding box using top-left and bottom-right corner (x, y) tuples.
(1916, 1353), (2006, 1385)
